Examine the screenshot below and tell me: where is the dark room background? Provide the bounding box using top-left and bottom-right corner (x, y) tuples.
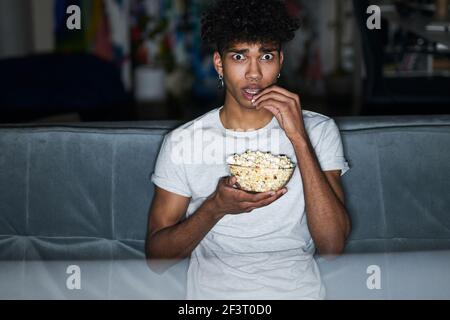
(0, 0), (449, 123)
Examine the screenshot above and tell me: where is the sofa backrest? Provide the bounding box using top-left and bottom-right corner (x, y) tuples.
(338, 115), (450, 253)
(1, 115), (450, 263)
(0, 122), (169, 261)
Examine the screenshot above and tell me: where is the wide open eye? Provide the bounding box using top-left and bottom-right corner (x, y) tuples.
(261, 53), (274, 60)
(232, 54), (246, 61)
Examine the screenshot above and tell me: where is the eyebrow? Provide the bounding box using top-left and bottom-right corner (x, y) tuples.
(226, 47), (279, 54)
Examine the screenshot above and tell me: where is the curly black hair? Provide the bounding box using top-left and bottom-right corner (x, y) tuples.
(201, 0), (300, 54)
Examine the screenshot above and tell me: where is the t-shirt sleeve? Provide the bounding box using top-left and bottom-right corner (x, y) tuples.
(150, 133), (192, 197)
(316, 119), (350, 176)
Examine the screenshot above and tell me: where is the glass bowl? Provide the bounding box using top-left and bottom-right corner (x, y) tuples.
(228, 164), (295, 193)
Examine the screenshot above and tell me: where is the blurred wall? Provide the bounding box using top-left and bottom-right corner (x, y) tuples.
(31, 0), (54, 53)
(319, 0), (337, 75)
(0, 0), (33, 58)
(0, 0), (54, 58)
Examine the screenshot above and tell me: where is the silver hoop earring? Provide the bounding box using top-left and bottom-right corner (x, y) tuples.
(277, 73), (281, 79)
(218, 75), (224, 89)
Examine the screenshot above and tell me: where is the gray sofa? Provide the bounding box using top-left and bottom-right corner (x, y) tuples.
(1, 114), (450, 299)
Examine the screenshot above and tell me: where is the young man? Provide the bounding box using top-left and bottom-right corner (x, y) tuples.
(146, 0), (351, 299)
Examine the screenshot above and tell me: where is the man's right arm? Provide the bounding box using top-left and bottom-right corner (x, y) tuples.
(145, 176), (287, 273)
(145, 186), (222, 273)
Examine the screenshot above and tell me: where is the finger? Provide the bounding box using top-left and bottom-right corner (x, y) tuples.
(251, 85), (281, 100)
(240, 188), (287, 210)
(255, 98), (289, 111)
(253, 92), (293, 107)
(220, 176), (234, 190)
(224, 176), (244, 192)
(219, 176), (230, 188)
(237, 189), (277, 203)
(230, 176), (242, 189)
(254, 86), (299, 103)
(255, 187), (288, 207)
(226, 175), (237, 186)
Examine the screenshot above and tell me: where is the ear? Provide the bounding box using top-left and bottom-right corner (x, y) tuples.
(279, 51), (284, 67)
(213, 51), (223, 76)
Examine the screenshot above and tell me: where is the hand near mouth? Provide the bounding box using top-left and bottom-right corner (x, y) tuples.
(251, 85), (307, 141)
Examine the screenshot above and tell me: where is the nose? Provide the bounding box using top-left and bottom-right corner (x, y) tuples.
(245, 59), (262, 82)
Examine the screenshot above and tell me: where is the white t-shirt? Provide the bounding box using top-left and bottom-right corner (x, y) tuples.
(151, 106), (350, 299)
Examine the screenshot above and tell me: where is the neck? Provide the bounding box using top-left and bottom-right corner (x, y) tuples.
(220, 99), (274, 131)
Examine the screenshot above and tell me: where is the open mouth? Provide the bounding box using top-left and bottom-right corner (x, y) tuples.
(242, 88), (262, 101)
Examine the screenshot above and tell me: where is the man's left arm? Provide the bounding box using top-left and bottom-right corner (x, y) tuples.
(253, 86), (351, 257)
(290, 135), (351, 257)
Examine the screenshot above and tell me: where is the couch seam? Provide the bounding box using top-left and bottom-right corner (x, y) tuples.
(339, 125), (450, 132)
(0, 235), (144, 242)
(111, 138), (116, 241)
(0, 129), (173, 135)
(348, 237), (450, 241)
(374, 134), (388, 248)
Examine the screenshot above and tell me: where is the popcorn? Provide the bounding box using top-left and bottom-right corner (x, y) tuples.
(226, 150), (294, 169)
(226, 150), (295, 193)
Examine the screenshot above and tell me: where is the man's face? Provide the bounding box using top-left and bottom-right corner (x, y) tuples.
(214, 41), (284, 110)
